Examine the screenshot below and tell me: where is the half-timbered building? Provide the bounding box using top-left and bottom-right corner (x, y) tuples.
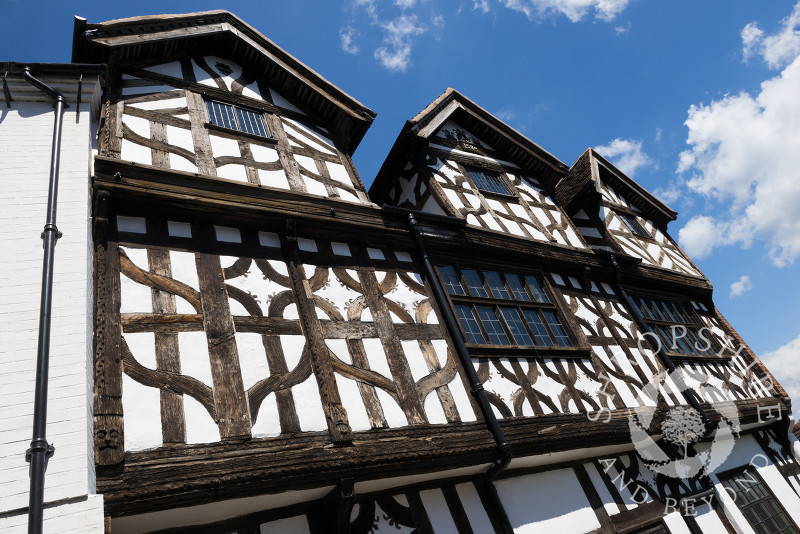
(2, 9), (799, 534)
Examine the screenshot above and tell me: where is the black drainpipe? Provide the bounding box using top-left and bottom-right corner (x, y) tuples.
(386, 206), (512, 530)
(23, 66), (67, 534)
(607, 253), (711, 429)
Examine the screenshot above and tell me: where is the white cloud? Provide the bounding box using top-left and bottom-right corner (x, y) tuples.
(653, 184), (681, 205)
(614, 23), (631, 35)
(374, 14), (426, 72)
(677, 55), (800, 266)
(495, 108), (517, 122)
(395, 0), (418, 8)
(761, 332), (800, 418)
(595, 138), (652, 178)
(741, 2), (800, 69)
(473, 0), (491, 14)
(729, 275), (752, 298)
(500, 0), (631, 22)
(340, 26), (360, 54)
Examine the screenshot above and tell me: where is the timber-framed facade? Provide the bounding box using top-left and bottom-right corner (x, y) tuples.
(2, 9), (794, 534)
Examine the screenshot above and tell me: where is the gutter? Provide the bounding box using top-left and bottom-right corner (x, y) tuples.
(389, 206), (512, 531)
(21, 66), (67, 534)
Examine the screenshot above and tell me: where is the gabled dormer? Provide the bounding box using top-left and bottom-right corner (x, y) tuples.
(371, 88), (587, 250)
(73, 11), (375, 205)
(558, 148), (704, 278)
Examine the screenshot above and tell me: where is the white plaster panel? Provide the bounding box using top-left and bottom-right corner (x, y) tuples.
(480, 213), (503, 232)
(143, 61), (183, 79)
(122, 113), (150, 138)
(438, 121), (494, 150)
(259, 168), (292, 190)
(284, 118), (336, 154)
(479, 359), (529, 418)
(209, 133), (241, 157)
(122, 84), (176, 96)
(423, 390), (448, 425)
(125, 332), (156, 369)
(167, 221), (192, 238)
(270, 89), (305, 114)
(117, 216), (147, 234)
(258, 232), (281, 248)
(583, 462), (621, 516)
(497, 469), (601, 534)
(455, 483), (495, 532)
(250, 392), (281, 439)
(303, 174), (329, 196)
(127, 96), (186, 111)
(327, 161), (352, 186)
(196, 56), (243, 91)
(121, 138), (152, 166)
(401, 341), (430, 383)
(216, 164), (249, 183)
(214, 226), (241, 243)
(294, 154), (318, 175)
(663, 512), (693, 534)
(376, 388), (408, 428)
(259, 515), (311, 534)
(336, 187), (361, 203)
(122, 374), (162, 451)
(334, 374), (372, 431)
(280, 335), (307, 373)
(170, 250), (200, 314)
(367, 248), (385, 260)
(368, 501), (415, 533)
(120, 253), (152, 314)
(396, 251), (413, 262)
(298, 238), (317, 252)
(165, 125), (197, 173)
(293, 374), (328, 432)
(184, 394), (221, 445)
(332, 242), (352, 256)
(325, 339), (352, 365)
(250, 143), (280, 163)
(362, 338), (392, 380)
(178, 332), (213, 388)
(236, 333), (269, 390)
(310, 267), (363, 321)
(242, 81), (263, 101)
(420, 489), (459, 534)
(422, 195), (448, 217)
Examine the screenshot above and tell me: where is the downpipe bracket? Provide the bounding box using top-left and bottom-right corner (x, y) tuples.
(40, 223), (62, 241)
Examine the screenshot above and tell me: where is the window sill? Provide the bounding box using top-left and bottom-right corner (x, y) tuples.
(205, 123), (278, 145)
(467, 345), (592, 359)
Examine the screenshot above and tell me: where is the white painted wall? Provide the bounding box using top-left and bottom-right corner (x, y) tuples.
(0, 72), (104, 532)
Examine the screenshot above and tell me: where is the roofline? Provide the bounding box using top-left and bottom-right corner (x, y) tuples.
(0, 62), (106, 77)
(588, 148), (677, 221)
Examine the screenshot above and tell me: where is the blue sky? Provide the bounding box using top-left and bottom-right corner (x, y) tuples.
(3, 0), (799, 407)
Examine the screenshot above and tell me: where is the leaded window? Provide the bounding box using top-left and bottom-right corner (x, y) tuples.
(619, 212), (650, 238)
(205, 100), (270, 138)
(719, 469), (799, 534)
(627, 294), (718, 358)
(466, 168), (514, 196)
(438, 265), (577, 353)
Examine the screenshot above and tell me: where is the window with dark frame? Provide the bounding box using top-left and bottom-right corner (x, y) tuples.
(619, 212), (651, 238)
(627, 294), (717, 358)
(719, 469), (799, 534)
(466, 168), (514, 196)
(205, 99), (270, 138)
(438, 265), (575, 351)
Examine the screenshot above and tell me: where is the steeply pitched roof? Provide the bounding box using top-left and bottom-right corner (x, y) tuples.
(371, 88), (569, 204)
(71, 11), (376, 153)
(557, 148), (677, 228)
